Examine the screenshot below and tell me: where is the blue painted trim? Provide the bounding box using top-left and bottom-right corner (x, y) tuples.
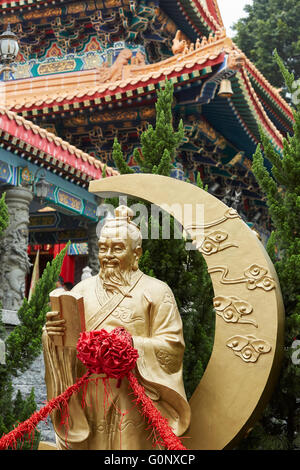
(9, 43), (148, 81)
(0, 147), (98, 220)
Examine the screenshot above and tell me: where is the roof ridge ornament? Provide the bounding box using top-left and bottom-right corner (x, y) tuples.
(172, 27), (228, 57)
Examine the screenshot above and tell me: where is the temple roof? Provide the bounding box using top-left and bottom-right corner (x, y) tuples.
(0, 0), (227, 65)
(0, 0), (295, 202)
(2, 33), (293, 160)
(4, 37), (230, 111)
(208, 0), (224, 27)
(0, 0), (223, 37)
(0, 106), (118, 186)
(160, 0), (221, 39)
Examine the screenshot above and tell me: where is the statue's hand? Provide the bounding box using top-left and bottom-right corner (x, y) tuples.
(45, 311), (66, 339)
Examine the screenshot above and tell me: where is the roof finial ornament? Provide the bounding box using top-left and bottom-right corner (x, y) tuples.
(172, 30), (187, 55)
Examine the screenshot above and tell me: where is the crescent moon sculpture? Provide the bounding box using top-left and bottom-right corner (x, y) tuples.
(89, 174), (284, 450)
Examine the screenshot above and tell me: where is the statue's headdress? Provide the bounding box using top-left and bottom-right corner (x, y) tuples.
(101, 205), (142, 248)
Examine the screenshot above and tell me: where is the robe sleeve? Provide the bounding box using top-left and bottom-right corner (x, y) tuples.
(131, 284), (191, 436)
(42, 328), (90, 447)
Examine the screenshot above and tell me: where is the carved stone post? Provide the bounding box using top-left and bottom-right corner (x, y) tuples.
(87, 222), (100, 276)
(0, 185), (33, 312)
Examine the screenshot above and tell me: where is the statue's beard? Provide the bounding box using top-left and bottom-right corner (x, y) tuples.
(99, 263), (133, 295)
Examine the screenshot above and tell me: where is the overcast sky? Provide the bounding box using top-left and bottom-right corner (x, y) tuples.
(217, 0), (253, 37)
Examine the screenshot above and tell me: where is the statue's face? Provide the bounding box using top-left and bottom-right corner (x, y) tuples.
(98, 226), (137, 273)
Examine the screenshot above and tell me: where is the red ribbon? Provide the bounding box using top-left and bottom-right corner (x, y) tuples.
(0, 327), (186, 451)
(0, 371), (91, 450)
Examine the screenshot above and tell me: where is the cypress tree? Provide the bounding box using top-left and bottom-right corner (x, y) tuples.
(232, 0), (300, 96)
(111, 80), (215, 399)
(132, 80), (184, 175)
(238, 52), (300, 450)
(5, 243), (70, 374)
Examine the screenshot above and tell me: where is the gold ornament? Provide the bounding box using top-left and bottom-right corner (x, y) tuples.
(88, 174), (284, 450)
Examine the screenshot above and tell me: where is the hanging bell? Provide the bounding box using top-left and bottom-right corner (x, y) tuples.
(218, 79), (233, 98)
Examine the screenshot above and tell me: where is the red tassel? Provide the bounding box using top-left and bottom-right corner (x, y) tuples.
(127, 371), (187, 450)
(0, 372), (91, 451)
(0, 328), (187, 451)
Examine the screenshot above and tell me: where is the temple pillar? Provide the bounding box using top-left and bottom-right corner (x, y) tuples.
(0, 185), (33, 312)
(87, 222), (100, 276)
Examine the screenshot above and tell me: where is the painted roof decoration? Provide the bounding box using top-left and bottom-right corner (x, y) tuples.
(0, 106), (119, 186)
(4, 32), (231, 111)
(0, 0), (294, 223)
(2, 29), (292, 156)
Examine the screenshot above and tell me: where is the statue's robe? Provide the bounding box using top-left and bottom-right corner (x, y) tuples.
(42, 270), (191, 450)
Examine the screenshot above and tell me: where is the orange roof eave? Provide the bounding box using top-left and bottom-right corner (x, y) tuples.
(4, 38), (232, 113)
(233, 43), (294, 122)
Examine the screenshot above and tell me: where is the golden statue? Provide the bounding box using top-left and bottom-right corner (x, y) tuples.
(42, 205), (191, 450)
